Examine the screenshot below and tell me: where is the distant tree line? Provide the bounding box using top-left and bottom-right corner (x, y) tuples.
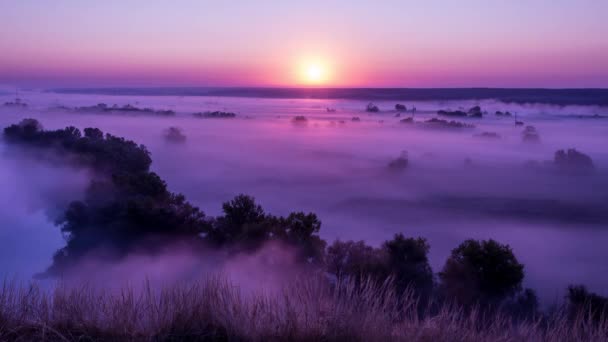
(3, 118), (607, 322)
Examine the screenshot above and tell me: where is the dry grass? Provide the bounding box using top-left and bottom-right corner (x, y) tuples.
(0, 277), (606, 341)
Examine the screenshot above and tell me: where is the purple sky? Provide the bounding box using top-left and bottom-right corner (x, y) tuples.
(1, 0), (607, 88)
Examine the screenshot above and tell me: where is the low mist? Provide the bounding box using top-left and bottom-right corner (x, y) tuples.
(1, 89), (607, 304)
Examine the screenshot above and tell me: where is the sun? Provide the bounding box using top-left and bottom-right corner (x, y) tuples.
(297, 60), (329, 85)
(306, 65), (323, 83)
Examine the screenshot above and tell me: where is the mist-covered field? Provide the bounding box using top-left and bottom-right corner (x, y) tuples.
(1, 89), (607, 304)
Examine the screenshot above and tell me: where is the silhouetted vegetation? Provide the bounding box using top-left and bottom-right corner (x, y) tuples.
(351, 116), (361, 122)
(437, 106), (483, 118)
(3, 119), (606, 339)
(474, 131), (501, 139)
(3, 98), (27, 108)
(467, 105), (483, 117)
(206, 194), (326, 264)
(438, 109), (467, 117)
(567, 285), (608, 322)
(439, 239), (525, 308)
(4, 119), (152, 174)
(387, 151), (409, 171)
(3, 119), (326, 275)
(400, 117), (414, 124)
(366, 102), (379, 112)
(1, 277), (606, 341)
(327, 234), (433, 300)
(423, 118), (475, 129)
(193, 111), (237, 118)
(522, 125), (540, 143)
(554, 149), (595, 171)
(164, 126), (187, 143)
(495, 110), (513, 117)
(291, 115), (308, 124)
(72, 103), (175, 116)
(395, 103), (407, 111)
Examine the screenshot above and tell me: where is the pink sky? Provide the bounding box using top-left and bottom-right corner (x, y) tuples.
(1, 1), (607, 88)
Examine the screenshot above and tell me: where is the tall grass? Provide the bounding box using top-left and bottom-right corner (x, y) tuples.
(0, 276), (606, 341)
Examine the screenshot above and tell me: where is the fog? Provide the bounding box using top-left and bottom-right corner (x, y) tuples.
(1, 90), (607, 303)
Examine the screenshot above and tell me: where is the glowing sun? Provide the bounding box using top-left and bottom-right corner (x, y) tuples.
(298, 61), (329, 85)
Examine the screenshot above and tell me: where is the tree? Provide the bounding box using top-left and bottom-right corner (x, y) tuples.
(439, 239), (524, 306)
(383, 234), (434, 296)
(326, 234), (434, 299)
(326, 240), (388, 282)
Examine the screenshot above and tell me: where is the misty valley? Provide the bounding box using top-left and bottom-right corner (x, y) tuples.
(1, 90), (607, 340)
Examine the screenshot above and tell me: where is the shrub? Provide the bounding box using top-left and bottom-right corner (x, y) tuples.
(522, 126), (540, 143)
(164, 126), (187, 143)
(554, 149), (594, 171)
(366, 103), (379, 112)
(388, 151), (409, 171)
(567, 285), (608, 322)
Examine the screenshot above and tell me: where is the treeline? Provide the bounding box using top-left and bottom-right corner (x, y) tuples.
(3, 118), (607, 322)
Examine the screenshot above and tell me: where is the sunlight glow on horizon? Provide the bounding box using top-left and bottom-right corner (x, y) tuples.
(0, 1), (607, 88)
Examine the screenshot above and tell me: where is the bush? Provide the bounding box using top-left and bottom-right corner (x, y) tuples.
(388, 151), (409, 171)
(522, 126), (540, 143)
(164, 126), (187, 143)
(467, 106), (483, 118)
(423, 118), (475, 129)
(366, 103), (379, 112)
(193, 111), (236, 118)
(291, 115), (308, 124)
(567, 285), (608, 322)
(554, 149), (594, 171)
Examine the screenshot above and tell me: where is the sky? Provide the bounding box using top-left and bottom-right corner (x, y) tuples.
(0, 0), (607, 88)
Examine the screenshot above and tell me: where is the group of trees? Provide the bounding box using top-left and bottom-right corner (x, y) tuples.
(3, 118), (606, 320)
(3, 119), (325, 276)
(437, 106), (483, 118)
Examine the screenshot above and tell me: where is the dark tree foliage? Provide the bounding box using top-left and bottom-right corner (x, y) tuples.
(388, 151), (409, 171)
(326, 240), (388, 280)
(554, 149), (594, 171)
(4, 119), (207, 275)
(439, 239), (524, 307)
(208, 195), (325, 264)
(467, 106), (483, 118)
(6, 119), (602, 322)
(4, 118), (152, 174)
(522, 126), (540, 143)
(326, 234), (434, 298)
(567, 285), (608, 322)
(4, 120), (335, 275)
(503, 288), (539, 320)
(382, 234), (434, 296)
(164, 127), (187, 143)
(366, 103), (379, 112)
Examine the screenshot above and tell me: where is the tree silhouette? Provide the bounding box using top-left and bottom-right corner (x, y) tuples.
(439, 239), (524, 306)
